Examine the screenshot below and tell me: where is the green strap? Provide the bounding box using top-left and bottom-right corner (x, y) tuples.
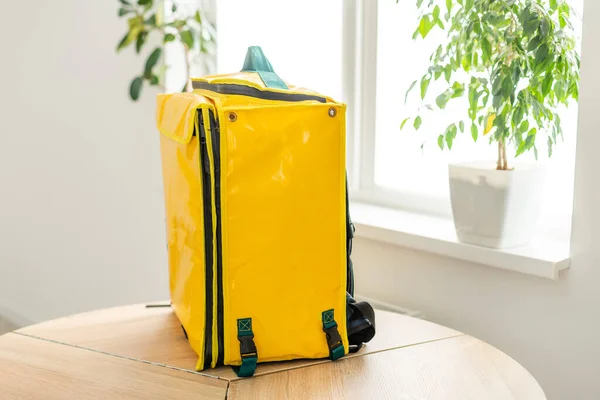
(322, 309), (345, 361)
(240, 46), (288, 90)
(232, 318), (258, 377)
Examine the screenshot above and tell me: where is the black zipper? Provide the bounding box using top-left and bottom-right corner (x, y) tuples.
(192, 81), (327, 103)
(209, 110), (225, 366)
(198, 112), (214, 369)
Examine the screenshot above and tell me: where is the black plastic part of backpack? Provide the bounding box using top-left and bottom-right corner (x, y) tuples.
(344, 176), (376, 353)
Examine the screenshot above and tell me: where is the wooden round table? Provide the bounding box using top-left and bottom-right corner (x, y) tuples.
(0, 304), (545, 399)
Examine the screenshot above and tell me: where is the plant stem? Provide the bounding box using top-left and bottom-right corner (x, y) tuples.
(502, 138), (508, 170)
(497, 140), (503, 170)
(497, 137), (508, 170)
(183, 45), (192, 92)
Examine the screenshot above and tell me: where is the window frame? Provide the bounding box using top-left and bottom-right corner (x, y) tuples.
(345, 0), (578, 233)
(345, 1), (452, 218)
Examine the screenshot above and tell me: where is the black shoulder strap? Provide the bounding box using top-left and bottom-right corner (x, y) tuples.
(345, 175), (375, 352)
(345, 176), (355, 296)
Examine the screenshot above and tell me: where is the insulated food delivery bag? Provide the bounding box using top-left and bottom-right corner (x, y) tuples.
(156, 46), (375, 377)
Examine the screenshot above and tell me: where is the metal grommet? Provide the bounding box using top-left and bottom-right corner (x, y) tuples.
(328, 107), (337, 117)
(228, 112), (238, 122)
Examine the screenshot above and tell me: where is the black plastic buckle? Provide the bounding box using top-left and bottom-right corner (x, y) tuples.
(238, 334), (257, 356)
(323, 325), (342, 349)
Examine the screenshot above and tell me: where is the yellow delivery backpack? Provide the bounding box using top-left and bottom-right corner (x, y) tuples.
(156, 46), (375, 377)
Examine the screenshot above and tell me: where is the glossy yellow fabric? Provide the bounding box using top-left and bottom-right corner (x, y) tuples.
(216, 102), (347, 365)
(157, 75), (348, 370)
(159, 125), (207, 368)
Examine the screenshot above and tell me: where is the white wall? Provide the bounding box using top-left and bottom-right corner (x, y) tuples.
(354, 1), (600, 398)
(0, 1), (168, 326)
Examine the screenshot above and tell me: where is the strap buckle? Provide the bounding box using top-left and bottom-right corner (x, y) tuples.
(238, 334), (257, 357)
(323, 324), (343, 350)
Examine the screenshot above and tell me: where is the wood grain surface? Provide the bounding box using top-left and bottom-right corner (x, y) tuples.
(17, 304), (460, 380)
(0, 333), (228, 400)
(228, 335), (546, 400)
(5, 304), (545, 399)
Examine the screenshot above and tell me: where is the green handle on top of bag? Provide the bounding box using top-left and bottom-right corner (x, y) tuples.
(241, 46), (289, 90)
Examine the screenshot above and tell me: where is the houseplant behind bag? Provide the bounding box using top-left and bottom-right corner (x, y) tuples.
(402, 0), (580, 248)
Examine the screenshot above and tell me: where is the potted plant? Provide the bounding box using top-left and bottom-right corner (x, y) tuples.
(115, 0), (216, 101)
(401, 0), (580, 248)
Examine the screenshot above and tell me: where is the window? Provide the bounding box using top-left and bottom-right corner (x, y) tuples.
(215, 0), (582, 243)
(216, 0), (344, 101)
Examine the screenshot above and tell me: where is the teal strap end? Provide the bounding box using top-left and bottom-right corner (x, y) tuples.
(322, 309), (345, 361)
(232, 318), (258, 377)
(241, 46), (288, 90)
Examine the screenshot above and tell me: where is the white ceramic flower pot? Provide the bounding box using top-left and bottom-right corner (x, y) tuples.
(448, 161), (547, 249)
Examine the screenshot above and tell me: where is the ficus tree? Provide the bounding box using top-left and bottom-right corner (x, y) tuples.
(115, 0), (215, 101)
(400, 0), (580, 170)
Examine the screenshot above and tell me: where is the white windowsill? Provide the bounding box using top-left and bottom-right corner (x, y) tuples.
(350, 202), (571, 281)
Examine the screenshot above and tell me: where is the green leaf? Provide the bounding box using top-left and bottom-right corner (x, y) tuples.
(516, 132), (536, 157)
(481, 37), (492, 62)
(550, 0), (557, 9)
(145, 14), (156, 26)
(559, 15), (566, 29)
(445, 124), (457, 149)
(459, 120), (465, 133)
(180, 29), (194, 48)
(452, 82), (465, 98)
(519, 120), (529, 133)
(417, 0), (424, 7)
(138, 0), (152, 5)
(130, 77), (143, 101)
(527, 35), (543, 52)
(548, 136), (554, 157)
(414, 116), (422, 130)
(400, 117), (411, 130)
(420, 77), (431, 100)
(542, 74), (553, 96)
(471, 123), (478, 141)
(135, 31), (147, 54)
(493, 94), (503, 109)
(144, 47), (162, 75)
(555, 81), (565, 101)
(523, 13), (540, 35)
(120, 0), (132, 4)
(446, 0), (452, 13)
(195, 10), (203, 23)
(492, 77), (502, 96)
(164, 33), (176, 43)
(419, 16), (434, 38)
(438, 134), (445, 150)
(412, 27), (420, 40)
(502, 76), (513, 98)
(172, 3), (177, 12)
(116, 32), (132, 52)
(150, 74), (160, 85)
(433, 5), (440, 20)
(536, 44), (549, 63)
(405, 80), (417, 104)
(118, 8), (130, 17)
(444, 65), (452, 83)
(513, 106), (524, 126)
(436, 92), (450, 109)
(541, 18), (550, 36)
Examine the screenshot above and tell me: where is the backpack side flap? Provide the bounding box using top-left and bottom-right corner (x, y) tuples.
(156, 92), (214, 144)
